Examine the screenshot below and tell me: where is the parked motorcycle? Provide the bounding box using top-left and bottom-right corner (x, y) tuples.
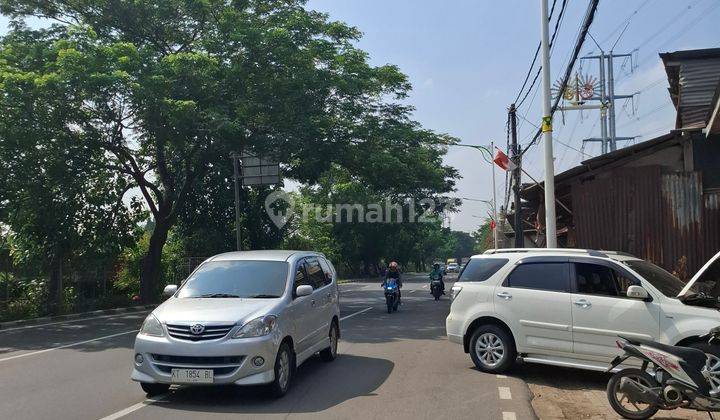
(383, 279), (400, 313)
(430, 277), (443, 301)
(606, 326), (720, 419)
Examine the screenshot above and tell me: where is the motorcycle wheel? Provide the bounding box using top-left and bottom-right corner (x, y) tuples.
(386, 297), (392, 314)
(606, 368), (659, 420)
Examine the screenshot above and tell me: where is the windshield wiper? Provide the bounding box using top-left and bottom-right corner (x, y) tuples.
(247, 294), (280, 298)
(196, 293), (240, 298)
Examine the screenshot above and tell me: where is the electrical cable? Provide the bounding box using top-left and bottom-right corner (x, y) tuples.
(520, 0), (601, 157)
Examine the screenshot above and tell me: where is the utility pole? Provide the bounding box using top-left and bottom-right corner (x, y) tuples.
(509, 104), (523, 247)
(231, 153), (243, 251)
(579, 51), (636, 152)
(540, 0), (557, 248)
(599, 52), (608, 154)
(491, 141), (499, 250)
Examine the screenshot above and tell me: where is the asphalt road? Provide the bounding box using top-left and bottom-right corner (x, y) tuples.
(0, 273), (536, 420)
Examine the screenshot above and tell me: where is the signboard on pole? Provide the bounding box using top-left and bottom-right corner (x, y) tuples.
(239, 152), (281, 186)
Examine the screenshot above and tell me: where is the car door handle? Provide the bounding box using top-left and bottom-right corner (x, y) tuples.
(574, 299), (591, 308)
(496, 292), (512, 300)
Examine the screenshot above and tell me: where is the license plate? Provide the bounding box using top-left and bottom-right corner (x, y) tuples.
(171, 368), (214, 384)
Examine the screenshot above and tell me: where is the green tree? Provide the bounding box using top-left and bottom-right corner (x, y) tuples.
(2, 0), (455, 302)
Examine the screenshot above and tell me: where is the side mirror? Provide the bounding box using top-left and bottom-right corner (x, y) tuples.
(162, 285), (178, 298)
(295, 285), (313, 297)
(627, 285), (649, 300)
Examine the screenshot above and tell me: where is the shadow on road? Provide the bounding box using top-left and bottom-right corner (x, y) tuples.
(153, 354), (393, 414)
(506, 363), (609, 390)
(0, 315), (142, 355)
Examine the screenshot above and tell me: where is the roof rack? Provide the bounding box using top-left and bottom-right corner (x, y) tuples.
(482, 248), (610, 258)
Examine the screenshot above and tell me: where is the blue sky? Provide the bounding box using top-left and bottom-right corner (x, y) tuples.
(306, 0), (720, 231)
(3, 1), (719, 232)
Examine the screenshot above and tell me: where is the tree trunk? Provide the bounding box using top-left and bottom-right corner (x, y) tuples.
(140, 219), (170, 304)
(47, 256), (63, 315)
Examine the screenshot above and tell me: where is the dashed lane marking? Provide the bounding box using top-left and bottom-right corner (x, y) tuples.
(97, 394), (167, 420)
(340, 307), (372, 321)
(498, 386), (512, 400)
(502, 412), (517, 420)
(496, 374), (508, 378)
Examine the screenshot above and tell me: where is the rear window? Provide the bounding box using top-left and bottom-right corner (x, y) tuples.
(457, 258), (508, 282)
(505, 262), (570, 292)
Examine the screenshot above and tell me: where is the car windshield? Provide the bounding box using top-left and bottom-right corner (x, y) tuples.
(624, 260), (686, 297)
(177, 261), (288, 298)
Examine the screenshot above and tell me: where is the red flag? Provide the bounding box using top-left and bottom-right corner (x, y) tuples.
(490, 219), (496, 230)
(493, 149), (517, 171)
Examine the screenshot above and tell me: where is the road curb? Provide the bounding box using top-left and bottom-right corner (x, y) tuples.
(0, 304), (157, 330)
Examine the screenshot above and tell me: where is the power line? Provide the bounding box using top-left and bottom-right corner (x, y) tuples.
(520, 0), (601, 157)
(596, 0), (654, 48)
(513, 0), (560, 105)
(634, 0), (718, 69)
(516, 0), (570, 108)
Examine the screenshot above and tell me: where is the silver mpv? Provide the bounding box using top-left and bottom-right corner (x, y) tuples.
(131, 250), (341, 397)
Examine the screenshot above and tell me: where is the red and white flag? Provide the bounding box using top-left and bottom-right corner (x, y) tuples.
(493, 149), (517, 171)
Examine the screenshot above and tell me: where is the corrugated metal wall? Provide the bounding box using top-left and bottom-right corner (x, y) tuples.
(572, 166), (720, 277)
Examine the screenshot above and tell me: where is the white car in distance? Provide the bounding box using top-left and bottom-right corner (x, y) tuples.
(446, 248), (720, 374)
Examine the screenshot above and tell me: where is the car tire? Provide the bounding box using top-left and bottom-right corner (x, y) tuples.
(469, 325), (516, 373)
(140, 382), (170, 397)
(268, 342), (293, 398)
(319, 321), (339, 362)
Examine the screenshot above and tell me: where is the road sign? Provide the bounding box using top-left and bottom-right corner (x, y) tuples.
(239, 152), (280, 186)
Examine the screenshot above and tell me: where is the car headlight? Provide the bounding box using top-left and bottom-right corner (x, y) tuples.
(139, 314), (165, 337)
(233, 315), (277, 339)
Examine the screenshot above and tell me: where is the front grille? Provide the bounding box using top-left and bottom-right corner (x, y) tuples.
(152, 354), (243, 365)
(166, 324), (234, 341)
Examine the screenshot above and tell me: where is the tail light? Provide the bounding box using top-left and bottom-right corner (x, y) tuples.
(450, 286), (462, 301)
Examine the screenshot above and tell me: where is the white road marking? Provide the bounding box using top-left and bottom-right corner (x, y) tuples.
(502, 412), (517, 420)
(340, 307), (372, 321)
(496, 374), (508, 378)
(97, 394), (167, 420)
(0, 311), (150, 333)
(498, 386), (512, 400)
(0, 330), (138, 363)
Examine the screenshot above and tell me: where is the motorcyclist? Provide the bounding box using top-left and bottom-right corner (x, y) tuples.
(429, 263), (445, 294)
(383, 261), (402, 302)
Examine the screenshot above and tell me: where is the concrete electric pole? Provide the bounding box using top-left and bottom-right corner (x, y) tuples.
(540, 0), (557, 248)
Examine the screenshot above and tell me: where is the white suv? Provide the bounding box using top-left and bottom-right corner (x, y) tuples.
(446, 248), (720, 373)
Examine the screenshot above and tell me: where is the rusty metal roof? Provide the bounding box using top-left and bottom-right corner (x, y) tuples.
(661, 48), (720, 131)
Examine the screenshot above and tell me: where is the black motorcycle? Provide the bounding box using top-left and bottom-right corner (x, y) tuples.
(606, 326), (720, 419)
(430, 278), (443, 300)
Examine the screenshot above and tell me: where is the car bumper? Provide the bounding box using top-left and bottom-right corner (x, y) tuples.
(446, 314), (464, 345)
(131, 331), (280, 386)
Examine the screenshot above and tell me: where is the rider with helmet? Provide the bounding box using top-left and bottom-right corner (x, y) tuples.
(429, 263), (445, 294)
(383, 261), (402, 301)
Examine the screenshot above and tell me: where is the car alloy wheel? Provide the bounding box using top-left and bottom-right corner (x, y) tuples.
(278, 349), (290, 391)
(704, 354), (720, 392)
(475, 332), (505, 368)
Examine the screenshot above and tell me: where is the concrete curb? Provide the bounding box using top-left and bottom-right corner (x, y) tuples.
(0, 304), (157, 330)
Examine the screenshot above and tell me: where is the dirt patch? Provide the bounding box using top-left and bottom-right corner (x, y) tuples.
(508, 363), (705, 419)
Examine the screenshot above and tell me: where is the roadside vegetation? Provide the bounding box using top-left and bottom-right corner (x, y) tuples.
(0, 0), (483, 321)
